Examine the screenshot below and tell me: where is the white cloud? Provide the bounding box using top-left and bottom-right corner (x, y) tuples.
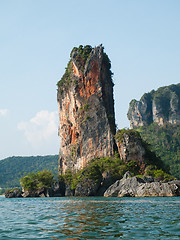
(0, 109), (8, 116)
(18, 110), (58, 147)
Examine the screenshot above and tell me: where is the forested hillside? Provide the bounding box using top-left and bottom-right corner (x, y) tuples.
(138, 123), (180, 179)
(0, 155), (58, 188)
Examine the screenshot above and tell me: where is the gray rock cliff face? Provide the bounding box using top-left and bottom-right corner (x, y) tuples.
(115, 131), (146, 174)
(127, 84), (180, 128)
(104, 172), (180, 197)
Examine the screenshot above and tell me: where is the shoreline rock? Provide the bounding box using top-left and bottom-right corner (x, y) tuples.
(104, 172), (180, 197)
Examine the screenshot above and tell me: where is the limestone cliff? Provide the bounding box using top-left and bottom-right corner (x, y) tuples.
(115, 130), (146, 174)
(127, 84), (180, 128)
(57, 45), (116, 174)
(115, 129), (165, 175)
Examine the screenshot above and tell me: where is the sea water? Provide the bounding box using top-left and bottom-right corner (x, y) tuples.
(0, 196), (179, 239)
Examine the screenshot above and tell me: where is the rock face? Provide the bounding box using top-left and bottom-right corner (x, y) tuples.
(5, 183), (65, 198)
(127, 84), (180, 128)
(104, 172), (180, 197)
(115, 130), (146, 174)
(5, 188), (23, 198)
(57, 45), (116, 174)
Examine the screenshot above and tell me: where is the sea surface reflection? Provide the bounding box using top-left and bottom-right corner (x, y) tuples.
(0, 197), (179, 239)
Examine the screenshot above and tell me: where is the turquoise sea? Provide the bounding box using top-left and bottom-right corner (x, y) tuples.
(0, 196), (179, 239)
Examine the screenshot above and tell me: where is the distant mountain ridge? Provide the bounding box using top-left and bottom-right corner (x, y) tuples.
(0, 155), (58, 188)
(128, 83), (180, 129)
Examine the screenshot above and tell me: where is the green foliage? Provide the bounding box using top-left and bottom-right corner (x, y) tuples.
(135, 175), (144, 178)
(57, 60), (72, 92)
(145, 166), (175, 182)
(0, 188), (6, 195)
(60, 156), (145, 190)
(57, 45), (92, 93)
(71, 45), (92, 72)
(57, 45), (115, 95)
(115, 128), (141, 143)
(0, 155), (58, 188)
(128, 99), (137, 109)
(5, 187), (20, 194)
(83, 103), (89, 111)
(20, 170), (54, 191)
(138, 123), (180, 179)
(140, 83), (180, 119)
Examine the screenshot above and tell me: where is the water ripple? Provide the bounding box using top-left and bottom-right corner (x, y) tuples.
(0, 196), (179, 239)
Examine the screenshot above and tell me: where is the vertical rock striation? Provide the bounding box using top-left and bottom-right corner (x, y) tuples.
(127, 84), (180, 128)
(57, 45), (116, 174)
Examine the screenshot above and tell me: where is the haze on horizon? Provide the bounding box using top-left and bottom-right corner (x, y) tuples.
(0, 0), (179, 160)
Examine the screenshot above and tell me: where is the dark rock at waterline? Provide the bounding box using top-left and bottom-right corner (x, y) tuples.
(104, 172), (180, 197)
(5, 181), (65, 198)
(52, 181), (65, 197)
(65, 184), (74, 196)
(22, 188), (53, 198)
(73, 168), (102, 196)
(75, 178), (102, 197)
(96, 171), (114, 196)
(5, 188), (23, 198)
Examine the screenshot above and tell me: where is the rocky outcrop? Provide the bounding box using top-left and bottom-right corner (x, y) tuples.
(127, 84), (180, 128)
(57, 45), (116, 174)
(74, 176), (102, 197)
(104, 172), (180, 197)
(115, 130), (146, 174)
(5, 183), (65, 198)
(22, 188), (53, 198)
(5, 188), (23, 198)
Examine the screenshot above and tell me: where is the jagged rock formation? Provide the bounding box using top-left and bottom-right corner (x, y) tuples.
(104, 172), (180, 197)
(5, 184), (65, 198)
(127, 84), (180, 128)
(115, 129), (165, 175)
(115, 130), (146, 174)
(57, 45), (116, 174)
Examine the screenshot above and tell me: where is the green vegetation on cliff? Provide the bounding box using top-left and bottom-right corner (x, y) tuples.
(70, 45), (92, 72)
(57, 44), (113, 93)
(57, 45), (92, 91)
(59, 155), (140, 190)
(138, 123), (180, 179)
(0, 155), (58, 188)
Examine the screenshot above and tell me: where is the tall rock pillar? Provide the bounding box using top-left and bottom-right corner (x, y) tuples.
(57, 45), (116, 174)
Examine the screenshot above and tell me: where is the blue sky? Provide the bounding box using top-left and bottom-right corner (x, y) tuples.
(0, 0), (179, 160)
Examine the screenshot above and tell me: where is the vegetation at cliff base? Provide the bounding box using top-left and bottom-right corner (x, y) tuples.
(59, 155), (139, 190)
(59, 145), (174, 191)
(0, 155), (58, 188)
(138, 123), (180, 179)
(20, 170), (54, 191)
